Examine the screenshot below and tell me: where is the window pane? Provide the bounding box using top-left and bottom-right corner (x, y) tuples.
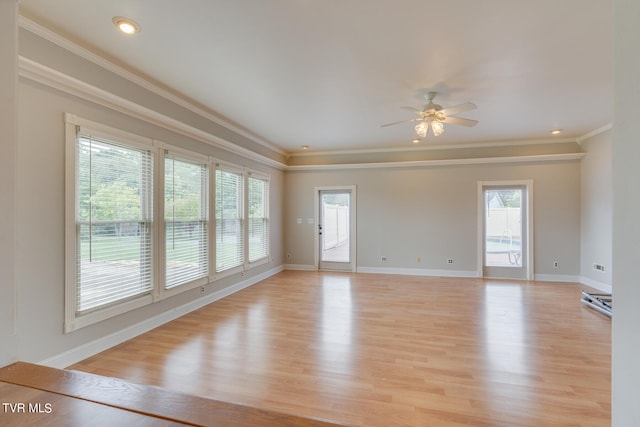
(76, 136), (153, 313)
(165, 157), (208, 288)
(215, 166), (243, 272)
(248, 176), (269, 262)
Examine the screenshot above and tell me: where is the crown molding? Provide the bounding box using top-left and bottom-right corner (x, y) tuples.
(19, 56), (286, 170)
(285, 152), (585, 171)
(576, 123), (613, 144)
(18, 15), (287, 158)
(288, 136), (578, 158)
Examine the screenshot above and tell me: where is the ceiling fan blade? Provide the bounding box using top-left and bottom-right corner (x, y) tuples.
(401, 106), (424, 115)
(439, 102), (477, 116)
(441, 116), (478, 127)
(381, 117), (419, 127)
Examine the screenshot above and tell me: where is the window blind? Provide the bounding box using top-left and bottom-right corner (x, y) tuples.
(76, 135), (153, 313)
(164, 155), (209, 288)
(248, 175), (269, 262)
(215, 164), (244, 272)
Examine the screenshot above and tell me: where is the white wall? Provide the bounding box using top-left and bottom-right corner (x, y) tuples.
(0, 0), (18, 367)
(285, 160), (581, 279)
(580, 129), (613, 291)
(11, 28), (285, 366)
(612, 0), (640, 424)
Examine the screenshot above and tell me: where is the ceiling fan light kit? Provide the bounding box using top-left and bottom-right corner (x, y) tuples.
(415, 120), (444, 138)
(383, 91), (478, 140)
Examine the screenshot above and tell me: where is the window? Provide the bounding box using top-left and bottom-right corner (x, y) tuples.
(66, 116), (155, 332)
(164, 153), (209, 289)
(215, 163), (244, 273)
(65, 115), (272, 332)
(247, 173), (269, 263)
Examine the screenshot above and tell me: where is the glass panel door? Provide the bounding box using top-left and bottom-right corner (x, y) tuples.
(318, 190), (353, 271)
(483, 186), (527, 279)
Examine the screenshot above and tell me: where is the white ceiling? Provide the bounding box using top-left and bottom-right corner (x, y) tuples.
(19, 1), (612, 155)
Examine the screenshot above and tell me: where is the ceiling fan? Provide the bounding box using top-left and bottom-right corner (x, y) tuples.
(382, 92), (478, 138)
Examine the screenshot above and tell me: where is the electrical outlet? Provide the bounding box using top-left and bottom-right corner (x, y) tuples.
(447, 258), (454, 265)
(380, 256), (388, 262)
(200, 286), (205, 294)
(287, 253), (291, 260)
(553, 261), (559, 268)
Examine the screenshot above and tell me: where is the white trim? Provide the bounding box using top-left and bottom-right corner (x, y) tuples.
(290, 137), (578, 158)
(214, 158), (245, 173)
(18, 16), (286, 158)
(19, 56), (286, 170)
(66, 113), (153, 148)
(357, 266), (479, 278)
(286, 153), (585, 171)
(579, 276), (613, 293)
(534, 274), (581, 283)
(64, 120), (77, 333)
(158, 152), (211, 300)
(284, 264), (317, 271)
(40, 265), (284, 369)
(577, 123), (613, 144)
(246, 169), (270, 266)
(212, 161), (245, 277)
(156, 140), (211, 163)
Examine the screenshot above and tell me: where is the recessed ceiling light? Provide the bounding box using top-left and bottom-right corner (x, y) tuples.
(551, 129), (563, 135)
(112, 16), (141, 35)
(301, 145), (309, 150)
(412, 139), (421, 144)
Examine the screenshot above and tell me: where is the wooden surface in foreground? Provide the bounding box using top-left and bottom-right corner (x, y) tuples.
(70, 271), (611, 426)
(0, 362), (346, 426)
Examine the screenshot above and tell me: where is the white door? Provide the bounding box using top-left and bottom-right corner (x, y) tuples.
(316, 187), (356, 272)
(479, 182), (533, 280)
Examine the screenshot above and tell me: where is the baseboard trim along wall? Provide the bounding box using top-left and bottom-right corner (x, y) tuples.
(283, 265), (480, 277)
(39, 265), (284, 369)
(534, 274), (580, 283)
(283, 264), (317, 271)
(285, 266), (594, 286)
(579, 276), (612, 294)
(349, 266), (480, 278)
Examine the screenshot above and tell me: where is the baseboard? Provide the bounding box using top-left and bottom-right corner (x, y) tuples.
(284, 264), (317, 271)
(357, 266), (479, 278)
(39, 265), (284, 369)
(579, 276), (612, 294)
(534, 274), (580, 283)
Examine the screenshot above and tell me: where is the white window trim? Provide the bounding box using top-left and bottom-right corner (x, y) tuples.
(212, 160), (245, 281)
(245, 169), (271, 269)
(64, 114), (158, 333)
(157, 142), (212, 300)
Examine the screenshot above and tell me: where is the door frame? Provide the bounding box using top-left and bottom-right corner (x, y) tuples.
(314, 185), (357, 272)
(477, 180), (534, 280)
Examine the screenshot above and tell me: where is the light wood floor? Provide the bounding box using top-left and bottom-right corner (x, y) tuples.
(70, 271), (611, 427)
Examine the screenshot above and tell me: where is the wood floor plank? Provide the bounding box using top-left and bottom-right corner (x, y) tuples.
(70, 271), (611, 426)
